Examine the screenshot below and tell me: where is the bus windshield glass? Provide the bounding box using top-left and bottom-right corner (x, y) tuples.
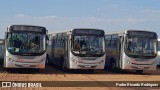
(6, 32), (46, 54)
(158, 41), (160, 51)
(125, 32), (157, 58)
(72, 35), (105, 57)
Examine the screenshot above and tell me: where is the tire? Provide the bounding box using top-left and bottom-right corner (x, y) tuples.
(62, 61), (69, 72)
(88, 69), (95, 73)
(6, 68), (12, 72)
(136, 70), (143, 74)
(111, 62), (116, 70)
(34, 69), (40, 73)
(108, 58), (116, 71)
(46, 55), (49, 65)
(3, 58), (6, 67)
(110, 61), (119, 72)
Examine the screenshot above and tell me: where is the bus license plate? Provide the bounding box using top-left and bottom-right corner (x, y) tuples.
(85, 65), (91, 68)
(138, 66), (144, 69)
(23, 64), (30, 67)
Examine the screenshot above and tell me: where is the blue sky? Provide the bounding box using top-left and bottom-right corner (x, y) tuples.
(0, 0), (160, 38)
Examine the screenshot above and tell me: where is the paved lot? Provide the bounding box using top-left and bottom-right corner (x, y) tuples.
(0, 64), (160, 90)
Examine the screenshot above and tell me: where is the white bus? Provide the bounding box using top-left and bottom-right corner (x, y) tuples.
(47, 28), (106, 71)
(156, 39), (160, 66)
(105, 30), (158, 73)
(4, 25), (48, 69)
(0, 39), (4, 61)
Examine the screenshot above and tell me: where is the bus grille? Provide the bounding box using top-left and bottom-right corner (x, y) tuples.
(131, 66), (149, 69)
(15, 64), (36, 68)
(79, 65), (97, 68)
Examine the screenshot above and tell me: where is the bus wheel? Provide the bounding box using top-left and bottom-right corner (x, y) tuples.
(6, 68), (12, 72)
(136, 70), (143, 74)
(46, 55), (49, 65)
(62, 61), (69, 72)
(34, 69), (40, 73)
(88, 69), (95, 73)
(110, 62), (116, 70)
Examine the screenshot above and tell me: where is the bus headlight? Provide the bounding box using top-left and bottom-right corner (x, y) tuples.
(8, 58), (12, 61)
(99, 60), (104, 64)
(151, 60), (156, 65)
(125, 60), (132, 64)
(71, 58), (78, 63)
(8, 58), (13, 62)
(8, 58), (14, 62)
(38, 58), (45, 63)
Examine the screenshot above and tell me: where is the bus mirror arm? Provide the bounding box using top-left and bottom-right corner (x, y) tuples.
(119, 36), (124, 42)
(46, 40), (49, 45)
(46, 36), (49, 45)
(46, 36), (49, 40)
(0, 39), (4, 44)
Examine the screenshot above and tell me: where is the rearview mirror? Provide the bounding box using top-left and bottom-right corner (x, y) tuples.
(0, 39), (4, 45)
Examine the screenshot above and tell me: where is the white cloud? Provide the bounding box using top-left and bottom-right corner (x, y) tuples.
(15, 14), (29, 18)
(16, 14), (58, 20)
(87, 17), (146, 24)
(10, 15), (148, 31)
(0, 13), (160, 38)
(141, 9), (160, 13)
(96, 8), (100, 12)
(33, 16), (58, 20)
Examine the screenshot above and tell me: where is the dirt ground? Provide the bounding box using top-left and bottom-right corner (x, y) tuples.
(0, 64), (160, 90)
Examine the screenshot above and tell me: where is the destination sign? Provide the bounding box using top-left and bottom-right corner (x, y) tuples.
(73, 29), (104, 36)
(128, 31), (157, 38)
(8, 25), (47, 34)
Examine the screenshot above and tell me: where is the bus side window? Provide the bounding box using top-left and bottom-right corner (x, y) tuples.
(57, 34), (61, 47)
(113, 39), (117, 48)
(111, 34), (118, 49)
(60, 38), (64, 47)
(48, 40), (51, 46)
(110, 35), (114, 48)
(55, 34), (59, 47)
(105, 35), (111, 48)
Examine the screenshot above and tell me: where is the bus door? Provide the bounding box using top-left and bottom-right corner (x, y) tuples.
(64, 35), (69, 68)
(112, 35), (120, 68)
(51, 37), (55, 63)
(51, 36), (57, 64)
(117, 36), (123, 68)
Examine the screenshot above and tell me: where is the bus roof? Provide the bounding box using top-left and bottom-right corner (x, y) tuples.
(106, 29), (156, 35)
(8, 24), (46, 29)
(7, 25), (47, 34)
(49, 28), (104, 35)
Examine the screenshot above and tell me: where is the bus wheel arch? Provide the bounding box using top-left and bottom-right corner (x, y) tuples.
(61, 57), (70, 72)
(109, 57), (116, 70)
(62, 60), (69, 72)
(136, 70), (143, 74)
(88, 69), (95, 73)
(46, 54), (49, 65)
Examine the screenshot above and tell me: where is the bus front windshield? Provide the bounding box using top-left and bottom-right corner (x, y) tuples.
(158, 41), (160, 51)
(7, 32), (46, 54)
(72, 35), (105, 57)
(125, 36), (157, 58)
